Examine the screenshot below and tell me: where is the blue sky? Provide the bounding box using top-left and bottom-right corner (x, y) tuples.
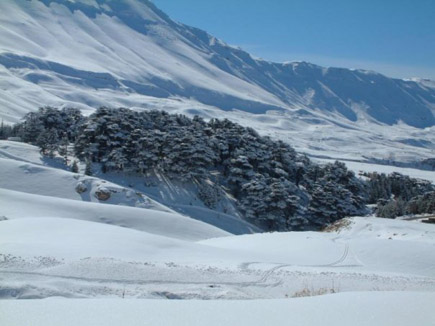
(152, 0), (435, 80)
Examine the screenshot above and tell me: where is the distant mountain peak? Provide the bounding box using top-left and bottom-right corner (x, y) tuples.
(34, 0), (172, 27)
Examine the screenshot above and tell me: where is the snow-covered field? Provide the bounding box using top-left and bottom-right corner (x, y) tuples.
(2, 292), (435, 326)
(1, 141), (435, 325)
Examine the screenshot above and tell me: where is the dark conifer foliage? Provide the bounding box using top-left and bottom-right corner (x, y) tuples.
(406, 192), (435, 216)
(18, 107), (371, 231)
(365, 172), (435, 218)
(71, 160), (79, 173)
(0, 119), (22, 139)
(18, 107), (84, 145)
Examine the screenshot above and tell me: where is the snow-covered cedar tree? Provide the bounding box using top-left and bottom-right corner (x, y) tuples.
(405, 192), (435, 216)
(0, 120), (22, 140)
(302, 162), (368, 226)
(239, 176), (308, 231)
(18, 107), (84, 144)
(21, 112), (45, 143)
(376, 198), (406, 219)
(227, 155), (255, 197)
(366, 172), (434, 204)
(366, 172), (435, 217)
(84, 159), (92, 176)
(36, 128), (59, 157)
(71, 160), (79, 173)
(308, 182), (343, 226)
(16, 107), (373, 231)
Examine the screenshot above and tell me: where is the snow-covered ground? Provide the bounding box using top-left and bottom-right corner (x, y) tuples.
(2, 215), (434, 300)
(2, 292), (434, 326)
(1, 141), (435, 325)
(0, 140), (258, 234)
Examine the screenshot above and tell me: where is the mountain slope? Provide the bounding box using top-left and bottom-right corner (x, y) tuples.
(1, 0), (435, 163)
(1, 0), (435, 126)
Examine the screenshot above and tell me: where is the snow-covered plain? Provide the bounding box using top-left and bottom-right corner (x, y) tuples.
(1, 141), (435, 325)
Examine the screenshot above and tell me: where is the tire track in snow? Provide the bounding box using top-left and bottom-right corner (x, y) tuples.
(0, 269), (281, 288)
(240, 242), (355, 284)
(0, 243), (355, 290)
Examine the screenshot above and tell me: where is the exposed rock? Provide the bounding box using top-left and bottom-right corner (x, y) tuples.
(95, 187), (111, 201)
(75, 182), (88, 194)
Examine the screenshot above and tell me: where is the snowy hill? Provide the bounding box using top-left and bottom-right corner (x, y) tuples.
(1, 211), (435, 299)
(1, 0), (435, 163)
(0, 127), (434, 323)
(0, 140), (259, 234)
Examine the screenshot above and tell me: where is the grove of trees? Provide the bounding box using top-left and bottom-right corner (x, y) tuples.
(13, 107), (434, 229)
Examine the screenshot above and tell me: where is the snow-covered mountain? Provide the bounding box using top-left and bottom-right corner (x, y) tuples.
(1, 0), (435, 163)
(1, 2), (435, 323)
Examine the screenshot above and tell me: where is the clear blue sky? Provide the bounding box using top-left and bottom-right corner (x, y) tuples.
(152, 0), (435, 80)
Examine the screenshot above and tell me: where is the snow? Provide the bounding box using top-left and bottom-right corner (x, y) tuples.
(0, 155), (176, 211)
(0, 127), (434, 324)
(1, 140), (434, 298)
(1, 292), (435, 326)
(315, 158), (435, 183)
(0, 140), (258, 234)
(0, 140), (45, 165)
(0, 217), (233, 262)
(0, 0), (435, 164)
(0, 1), (434, 322)
(202, 216), (435, 277)
(100, 171), (260, 234)
(1, 209), (434, 300)
(0, 188), (229, 241)
(0, 141), (230, 241)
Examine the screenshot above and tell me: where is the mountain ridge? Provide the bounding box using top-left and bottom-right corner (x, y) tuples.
(1, 0), (435, 164)
(1, 0), (434, 126)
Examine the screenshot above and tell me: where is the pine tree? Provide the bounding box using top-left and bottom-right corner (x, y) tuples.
(85, 159), (92, 176)
(71, 160), (79, 173)
(36, 128), (59, 157)
(22, 112), (45, 143)
(0, 119), (4, 139)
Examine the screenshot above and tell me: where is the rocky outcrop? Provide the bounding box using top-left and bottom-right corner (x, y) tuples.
(75, 182), (88, 194)
(95, 187), (111, 201)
